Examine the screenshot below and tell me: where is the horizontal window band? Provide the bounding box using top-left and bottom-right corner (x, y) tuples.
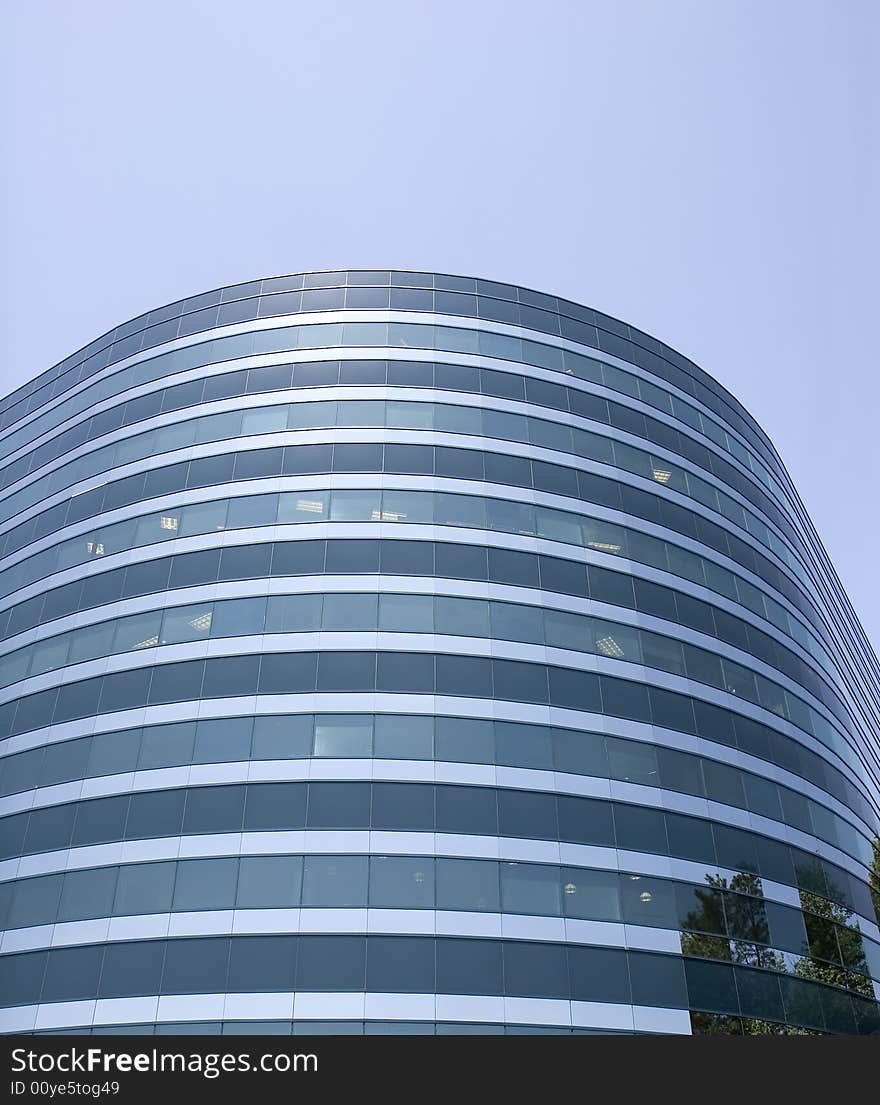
(11, 415), (861, 748)
(2, 854), (876, 995)
(3, 469), (870, 783)
(9, 423), (868, 754)
(0, 463), (855, 754)
(6, 826), (872, 933)
(0, 486), (867, 788)
(0, 587), (851, 766)
(0, 307), (783, 499)
(0, 382), (796, 568)
(0, 480), (810, 637)
(0, 932), (875, 1035)
(0, 436), (811, 625)
(0, 561), (833, 707)
(1, 690), (871, 854)
(0, 637), (869, 825)
(3, 688), (870, 858)
(6, 313), (866, 769)
(1, 775), (876, 918)
(5, 335), (844, 698)
(1, 683), (872, 845)
(1, 735), (874, 875)
(0, 524), (845, 737)
(0, 421), (810, 646)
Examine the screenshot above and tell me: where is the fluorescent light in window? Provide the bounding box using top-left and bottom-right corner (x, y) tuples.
(296, 499), (325, 514)
(189, 613), (212, 632)
(160, 516), (179, 531)
(596, 635), (625, 658)
(652, 468), (672, 484)
(587, 541), (622, 554)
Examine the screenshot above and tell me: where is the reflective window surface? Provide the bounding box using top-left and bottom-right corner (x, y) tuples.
(0, 271), (877, 1036)
(0, 538), (868, 826)
(3, 847), (879, 989)
(0, 587), (860, 768)
(2, 710), (874, 876)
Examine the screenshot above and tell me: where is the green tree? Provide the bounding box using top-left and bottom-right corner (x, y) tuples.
(794, 860), (873, 999)
(869, 837), (880, 926)
(682, 864), (879, 1034)
(679, 872), (785, 970)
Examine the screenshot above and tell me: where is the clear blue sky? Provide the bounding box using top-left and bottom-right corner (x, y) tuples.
(3, 1), (878, 648)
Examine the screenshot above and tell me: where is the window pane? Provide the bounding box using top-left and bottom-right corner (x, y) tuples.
(329, 491), (379, 522)
(435, 717), (494, 764)
(138, 722), (195, 769)
(369, 856), (435, 908)
(313, 715), (373, 757)
(374, 714), (434, 759)
(265, 594), (322, 633)
(8, 874), (63, 928)
(179, 500), (229, 537)
(114, 862), (176, 915)
(160, 604), (214, 645)
(278, 490), (329, 522)
(173, 858), (238, 911)
(321, 592), (377, 631)
(501, 863), (561, 916)
(621, 874), (677, 927)
(562, 868), (621, 921)
(381, 490), (433, 524)
(68, 623), (115, 665)
(193, 717), (252, 763)
(251, 715), (313, 759)
(210, 597), (266, 638)
(114, 611), (161, 652)
(237, 856), (303, 908)
(379, 593), (434, 633)
(435, 596), (488, 638)
(58, 866), (117, 922)
(495, 721), (553, 770)
(436, 858), (500, 912)
(302, 855), (368, 907)
(607, 738), (659, 786)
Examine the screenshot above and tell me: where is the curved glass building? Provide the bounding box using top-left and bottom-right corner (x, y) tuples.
(0, 270), (878, 1037)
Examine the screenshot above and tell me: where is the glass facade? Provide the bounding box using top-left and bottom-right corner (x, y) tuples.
(0, 270), (878, 1037)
